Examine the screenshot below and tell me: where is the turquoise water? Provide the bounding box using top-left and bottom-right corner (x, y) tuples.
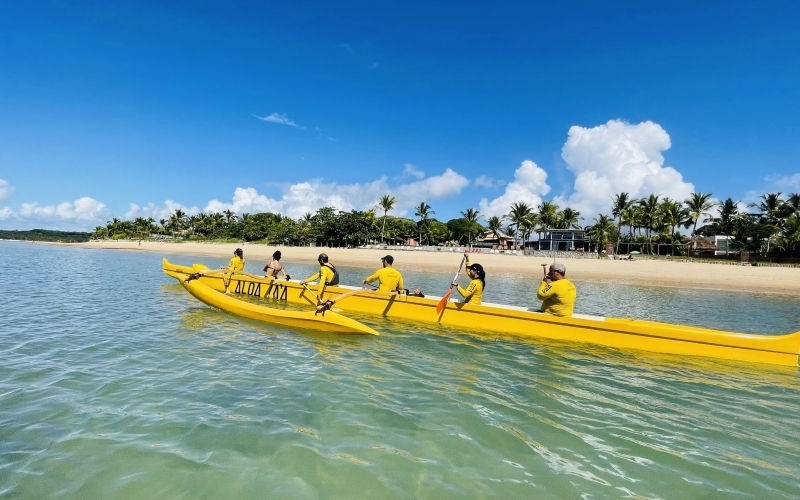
(2, 241), (799, 499)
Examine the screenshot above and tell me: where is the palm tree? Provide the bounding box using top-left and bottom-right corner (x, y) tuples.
(168, 209), (187, 239)
(611, 192), (634, 254)
(684, 192), (716, 237)
(487, 215), (504, 246)
(459, 207), (481, 244)
(503, 224), (517, 245)
(537, 201), (559, 231)
(786, 193), (800, 216)
(780, 214), (800, 253)
(586, 215), (616, 252)
(660, 199), (692, 255)
(519, 213), (538, 244)
(414, 202), (434, 245)
(378, 195), (396, 243)
(222, 209), (237, 225)
(638, 194), (661, 254)
(557, 208), (581, 230)
(460, 207), (481, 222)
(750, 193), (784, 253)
(507, 201), (532, 249)
(619, 206), (638, 252)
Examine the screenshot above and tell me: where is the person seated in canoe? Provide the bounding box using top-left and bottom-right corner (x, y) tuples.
(300, 253), (339, 297)
(362, 255), (404, 293)
(264, 250), (290, 280)
(223, 248), (245, 293)
(537, 262), (576, 317)
(451, 252), (484, 304)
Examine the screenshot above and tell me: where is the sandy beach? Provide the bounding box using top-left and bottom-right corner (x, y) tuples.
(53, 240), (800, 296)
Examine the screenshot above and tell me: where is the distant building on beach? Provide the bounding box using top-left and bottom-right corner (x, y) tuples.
(474, 230), (515, 249)
(529, 230), (590, 252)
(702, 235), (733, 256)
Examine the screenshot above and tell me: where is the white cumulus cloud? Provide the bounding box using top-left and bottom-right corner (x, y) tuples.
(134, 168), (470, 221)
(1, 197), (112, 229)
(124, 200), (201, 221)
(555, 120), (694, 216)
(0, 179), (15, 201)
(478, 160), (551, 217)
(204, 169), (469, 219)
(394, 168), (470, 203)
(18, 197), (110, 221)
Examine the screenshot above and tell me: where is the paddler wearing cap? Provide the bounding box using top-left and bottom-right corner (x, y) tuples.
(452, 252), (484, 304)
(363, 255), (404, 292)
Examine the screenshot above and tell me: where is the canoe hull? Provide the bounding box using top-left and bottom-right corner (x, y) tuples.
(164, 259), (800, 366)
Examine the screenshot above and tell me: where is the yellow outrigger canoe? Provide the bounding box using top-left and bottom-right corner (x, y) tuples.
(179, 277), (378, 335)
(164, 259), (800, 366)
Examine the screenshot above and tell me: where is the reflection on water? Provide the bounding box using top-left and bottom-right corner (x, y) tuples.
(1, 241), (799, 499)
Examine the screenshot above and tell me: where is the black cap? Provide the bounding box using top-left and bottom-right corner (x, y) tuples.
(466, 263), (483, 273)
(381, 255), (394, 265)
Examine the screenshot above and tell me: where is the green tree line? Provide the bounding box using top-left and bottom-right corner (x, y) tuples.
(90, 191), (800, 256)
(0, 229), (92, 243)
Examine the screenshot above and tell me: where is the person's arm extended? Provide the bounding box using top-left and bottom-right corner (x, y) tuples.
(301, 270), (321, 284)
(363, 270), (380, 284)
(397, 273), (404, 292)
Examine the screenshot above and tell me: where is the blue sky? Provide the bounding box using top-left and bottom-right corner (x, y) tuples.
(1, 1), (799, 230)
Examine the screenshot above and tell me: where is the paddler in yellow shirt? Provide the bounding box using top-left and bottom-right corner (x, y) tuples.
(452, 252), (484, 304)
(300, 253), (339, 298)
(363, 255), (404, 292)
(223, 248), (245, 293)
(537, 262), (576, 317)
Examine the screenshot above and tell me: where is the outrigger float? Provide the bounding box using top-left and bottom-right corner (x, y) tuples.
(164, 259), (800, 367)
(180, 278), (378, 335)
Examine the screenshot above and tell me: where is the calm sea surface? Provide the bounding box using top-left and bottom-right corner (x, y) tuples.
(2, 241), (800, 499)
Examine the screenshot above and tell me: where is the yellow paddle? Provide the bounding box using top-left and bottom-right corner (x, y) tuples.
(301, 283), (323, 305)
(436, 256), (466, 314)
(315, 284), (398, 313)
(184, 267), (237, 293)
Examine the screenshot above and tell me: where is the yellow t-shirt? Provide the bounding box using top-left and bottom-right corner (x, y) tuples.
(456, 279), (483, 304)
(364, 267), (404, 292)
(228, 256), (245, 272)
(537, 278), (576, 317)
(304, 264), (336, 294)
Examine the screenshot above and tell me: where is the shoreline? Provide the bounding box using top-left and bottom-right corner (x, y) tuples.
(44, 240), (800, 296)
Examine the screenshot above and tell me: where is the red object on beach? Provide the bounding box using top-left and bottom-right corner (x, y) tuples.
(436, 256), (466, 314)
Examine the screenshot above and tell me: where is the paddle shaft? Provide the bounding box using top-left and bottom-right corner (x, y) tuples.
(328, 284), (395, 306)
(450, 256), (467, 290)
(436, 256), (466, 314)
(301, 282), (323, 304)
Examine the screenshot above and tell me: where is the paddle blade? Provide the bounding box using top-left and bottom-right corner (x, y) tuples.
(193, 263), (210, 271)
(436, 289), (452, 314)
